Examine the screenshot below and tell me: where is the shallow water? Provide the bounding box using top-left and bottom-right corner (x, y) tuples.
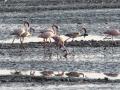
(1, 83), (120, 90)
(0, 8), (120, 90)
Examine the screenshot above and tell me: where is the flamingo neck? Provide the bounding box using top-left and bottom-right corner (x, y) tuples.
(24, 25), (30, 32)
(52, 26), (58, 35)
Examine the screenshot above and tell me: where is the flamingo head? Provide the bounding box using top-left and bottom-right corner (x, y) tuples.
(52, 24), (59, 35)
(80, 28), (88, 38)
(24, 21), (30, 27)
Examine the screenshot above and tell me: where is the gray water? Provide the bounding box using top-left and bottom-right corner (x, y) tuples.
(0, 8), (120, 90)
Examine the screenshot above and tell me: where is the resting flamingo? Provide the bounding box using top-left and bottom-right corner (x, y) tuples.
(10, 21), (34, 47)
(65, 28), (88, 42)
(65, 72), (84, 77)
(41, 71), (54, 77)
(64, 27), (88, 53)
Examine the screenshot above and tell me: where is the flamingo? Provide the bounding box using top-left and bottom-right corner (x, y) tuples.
(104, 29), (120, 39)
(65, 28), (88, 42)
(52, 35), (68, 58)
(11, 21), (34, 47)
(41, 71), (54, 77)
(38, 24), (59, 56)
(65, 28), (88, 54)
(104, 73), (118, 77)
(65, 72), (84, 77)
(38, 24), (58, 44)
(52, 35), (65, 48)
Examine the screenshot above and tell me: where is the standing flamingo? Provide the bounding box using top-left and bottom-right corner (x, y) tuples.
(38, 24), (58, 44)
(11, 21), (34, 47)
(65, 28), (88, 54)
(38, 24), (59, 58)
(103, 29), (120, 61)
(52, 35), (68, 58)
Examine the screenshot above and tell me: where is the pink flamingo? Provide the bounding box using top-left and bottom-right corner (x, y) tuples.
(104, 29), (120, 39)
(103, 29), (120, 51)
(38, 24), (58, 44)
(38, 24), (58, 56)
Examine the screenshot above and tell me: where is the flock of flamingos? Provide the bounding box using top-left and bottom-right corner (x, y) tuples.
(1, 21), (119, 78)
(9, 21), (120, 58)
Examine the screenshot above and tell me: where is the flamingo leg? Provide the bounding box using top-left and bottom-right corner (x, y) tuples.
(62, 46), (68, 59)
(43, 38), (46, 58)
(11, 36), (16, 45)
(43, 38), (46, 48)
(111, 35), (114, 61)
(48, 38), (52, 58)
(20, 37), (24, 48)
(22, 37), (25, 48)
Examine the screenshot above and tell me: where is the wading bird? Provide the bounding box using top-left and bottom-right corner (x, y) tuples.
(38, 24), (59, 56)
(65, 28), (88, 53)
(104, 73), (118, 77)
(52, 35), (65, 48)
(52, 35), (68, 58)
(104, 29), (120, 39)
(11, 21), (34, 47)
(66, 72), (84, 77)
(65, 28), (88, 42)
(38, 24), (58, 44)
(41, 71), (54, 77)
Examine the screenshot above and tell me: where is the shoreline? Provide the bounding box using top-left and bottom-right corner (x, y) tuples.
(0, 40), (120, 49)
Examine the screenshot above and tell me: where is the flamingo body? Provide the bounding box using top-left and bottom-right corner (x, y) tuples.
(104, 30), (120, 36)
(39, 31), (55, 39)
(11, 29), (25, 37)
(38, 25), (58, 43)
(65, 28), (88, 42)
(66, 72), (84, 77)
(41, 71), (54, 77)
(11, 21), (33, 47)
(52, 35), (65, 47)
(65, 32), (80, 38)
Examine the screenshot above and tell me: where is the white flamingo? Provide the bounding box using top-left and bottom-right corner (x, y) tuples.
(11, 21), (34, 47)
